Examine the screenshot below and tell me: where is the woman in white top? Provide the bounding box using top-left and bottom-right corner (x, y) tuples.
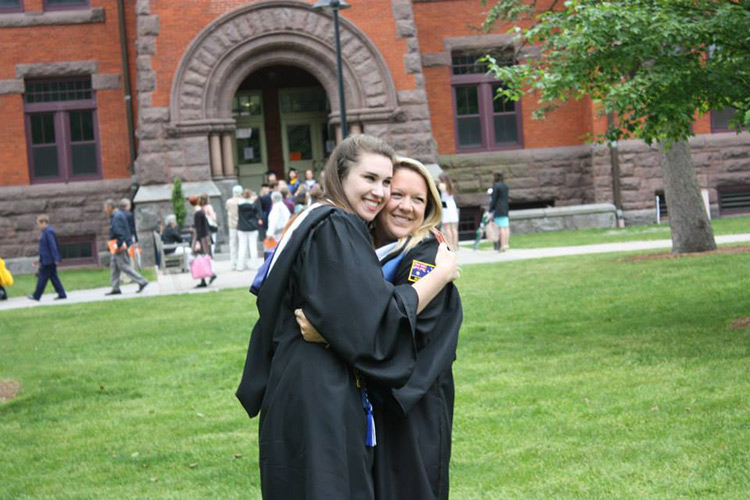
(439, 173), (459, 251)
(267, 191), (291, 243)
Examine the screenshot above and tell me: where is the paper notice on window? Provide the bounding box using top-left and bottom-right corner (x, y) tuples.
(237, 128), (253, 139)
(243, 147), (255, 160)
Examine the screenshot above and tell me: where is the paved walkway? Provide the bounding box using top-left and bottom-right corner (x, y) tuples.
(2, 233), (749, 311)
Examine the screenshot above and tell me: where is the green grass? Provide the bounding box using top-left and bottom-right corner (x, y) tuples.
(7, 267), (157, 297)
(472, 214), (750, 250)
(2, 251), (750, 498)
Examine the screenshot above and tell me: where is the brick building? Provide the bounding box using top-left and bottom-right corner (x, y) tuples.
(1, 0), (749, 268)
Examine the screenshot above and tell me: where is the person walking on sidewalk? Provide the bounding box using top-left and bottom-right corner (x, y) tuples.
(104, 200), (148, 296)
(28, 214), (67, 301)
(490, 171), (511, 252)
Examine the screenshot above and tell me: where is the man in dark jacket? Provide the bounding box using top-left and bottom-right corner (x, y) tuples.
(104, 199), (148, 296)
(489, 171), (511, 251)
(28, 215), (67, 301)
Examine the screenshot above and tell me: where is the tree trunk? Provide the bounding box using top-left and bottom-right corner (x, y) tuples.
(657, 139), (716, 253)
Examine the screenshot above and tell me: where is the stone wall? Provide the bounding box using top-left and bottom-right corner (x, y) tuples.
(438, 132), (750, 227)
(592, 133), (750, 225)
(510, 203), (617, 234)
(438, 145), (595, 209)
(0, 179), (132, 271)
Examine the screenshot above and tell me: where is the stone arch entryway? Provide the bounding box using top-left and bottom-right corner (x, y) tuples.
(173, 0), (398, 123)
(168, 0), (400, 181)
(133, 0), (436, 265)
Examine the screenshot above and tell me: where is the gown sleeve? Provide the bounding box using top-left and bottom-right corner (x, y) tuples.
(388, 239), (463, 415)
(298, 211), (418, 388)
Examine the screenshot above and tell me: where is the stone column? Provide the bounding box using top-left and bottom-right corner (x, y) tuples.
(350, 123), (362, 135)
(221, 133), (235, 177)
(209, 133), (222, 178)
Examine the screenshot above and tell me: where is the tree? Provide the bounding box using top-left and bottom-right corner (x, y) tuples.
(483, 0), (750, 253)
(171, 178), (187, 229)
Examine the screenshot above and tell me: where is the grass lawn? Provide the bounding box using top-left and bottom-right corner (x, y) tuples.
(471, 214), (750, 250)
(2, 250), (750, 498)
(7, 267), (157, 298)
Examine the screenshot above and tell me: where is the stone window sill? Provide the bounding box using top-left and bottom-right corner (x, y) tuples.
(0, 7), (104, 28)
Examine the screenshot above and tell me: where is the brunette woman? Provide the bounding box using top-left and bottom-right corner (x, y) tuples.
(188, 195), (216, 288)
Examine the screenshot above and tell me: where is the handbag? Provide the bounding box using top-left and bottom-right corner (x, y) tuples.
(206, 214), (218, 233)
(485, 220), (500, 243)
(190, 255), (213, 279)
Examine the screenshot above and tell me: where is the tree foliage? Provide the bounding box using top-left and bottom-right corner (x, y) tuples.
(171, 178), (187, 229)
(483, 0), (750, 145)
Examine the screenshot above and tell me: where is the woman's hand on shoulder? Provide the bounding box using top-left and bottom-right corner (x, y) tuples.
(295, 308), (328, 344)
(435, 243), (460, 283)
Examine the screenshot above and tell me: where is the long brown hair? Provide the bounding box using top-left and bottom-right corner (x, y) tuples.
(322, 134), (396, 213)
(439, 173), (456, 196)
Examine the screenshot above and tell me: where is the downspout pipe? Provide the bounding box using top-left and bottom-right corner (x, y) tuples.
(117, 0), (137, 176)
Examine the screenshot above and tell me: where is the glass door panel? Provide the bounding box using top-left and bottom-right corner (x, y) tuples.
(232, 91), (267, 191)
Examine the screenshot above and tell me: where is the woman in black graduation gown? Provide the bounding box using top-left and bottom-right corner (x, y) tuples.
(299, 157), (463, 499)
(370, 158), (462, 500)
(235, 135), (459, 500)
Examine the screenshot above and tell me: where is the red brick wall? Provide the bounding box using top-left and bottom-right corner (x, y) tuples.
(0, 0), (133, 186)
(0, 96), (28, 185)
(414, 0), (592, 154)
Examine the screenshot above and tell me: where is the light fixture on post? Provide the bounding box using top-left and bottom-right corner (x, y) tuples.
(312, 0), (351, 139)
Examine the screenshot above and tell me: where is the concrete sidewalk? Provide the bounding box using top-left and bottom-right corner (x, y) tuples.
(455, 233), (750, 266)
(2, 233), (748, 311)
(0, 257), (256, 312)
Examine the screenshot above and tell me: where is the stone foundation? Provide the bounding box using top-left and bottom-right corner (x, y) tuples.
(510, 203), (617, 234)
(592, 133), (750, 220)
(444, 133), (750, 224)
(440, 145), (595, 209)
(0, 179), (132, 268)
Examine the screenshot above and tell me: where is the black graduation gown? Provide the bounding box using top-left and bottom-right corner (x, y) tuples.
(372, 237), (463, 500)
(236, 206), (419, 500)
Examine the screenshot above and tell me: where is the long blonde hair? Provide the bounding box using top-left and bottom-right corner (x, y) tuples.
(387, 156), (443, 254)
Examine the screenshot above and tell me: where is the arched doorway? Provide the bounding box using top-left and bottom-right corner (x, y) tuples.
(165, 1), (401, 187)
(232, 65), (333, 190)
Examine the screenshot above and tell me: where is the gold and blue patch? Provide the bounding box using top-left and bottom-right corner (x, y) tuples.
(407, 259), (435, 282)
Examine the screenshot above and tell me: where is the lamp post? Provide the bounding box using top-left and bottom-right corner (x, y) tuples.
(313, 0), (351, 139)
